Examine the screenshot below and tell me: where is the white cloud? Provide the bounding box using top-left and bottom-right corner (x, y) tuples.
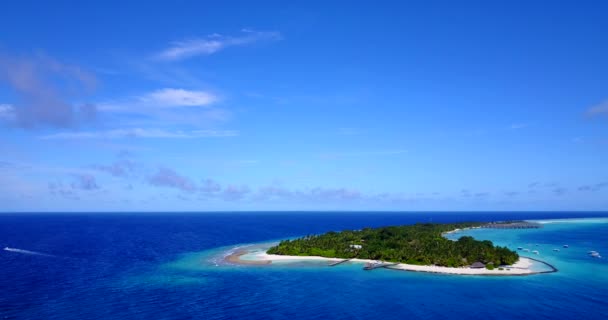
(587, 100), (608, 116)
(0, 104), (15, 120)
(156, 29), (281, 61)
(39, 128), (238, 140)
(140, 88), (218, 107)
(98, 88), (219, 113)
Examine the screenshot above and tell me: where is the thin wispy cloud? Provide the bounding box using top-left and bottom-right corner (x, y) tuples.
(552, 187), (567, 196)
(0, 53), (97, 128)
(71, 174), (100, 191)
(21, 152), (604, 206)
(148, 167), (197, 192)
(47, 173), (101, 200)
(156, 29), (282, 61)
(222, 185), (361, 202)
(586, 100), (608, 117)
(135, 165), (375, 203)
(221, 185), (251, 200)
(0, 104), (15, 121)
(578, 182), (608, 192)
(95, 88), (228, 129)
(319, 149), (407, 159)
(199, 178), (222, 194)
(0, 160), (28, 170)
(139, 88), (219, 107)
(91, 159), (139, 178)
(39, 128), (239, 140)
(99, 88), (219, 112)
(509, 123), (528, 130)
(48, 182), (78, 200)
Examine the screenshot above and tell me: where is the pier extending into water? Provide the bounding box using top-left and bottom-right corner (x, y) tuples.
(363, 262), (398, 270)
(483, 221), (542, 229)
(328, 258), (352, 266)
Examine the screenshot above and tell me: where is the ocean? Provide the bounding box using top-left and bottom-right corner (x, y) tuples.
(1, 212), (607, 319)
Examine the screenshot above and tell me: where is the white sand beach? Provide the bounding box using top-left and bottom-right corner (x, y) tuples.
(385, 257), (535, 275)
(227, 249), (540, 275)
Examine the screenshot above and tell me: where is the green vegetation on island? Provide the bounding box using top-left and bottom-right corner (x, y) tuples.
(267, 223), (519, 267)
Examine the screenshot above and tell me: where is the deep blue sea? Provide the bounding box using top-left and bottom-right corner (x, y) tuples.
(1, 212), (607, 320)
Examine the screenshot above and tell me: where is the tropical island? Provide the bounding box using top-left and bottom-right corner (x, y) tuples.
(267, 222), (519, 268)
(224, 221), (556, 275)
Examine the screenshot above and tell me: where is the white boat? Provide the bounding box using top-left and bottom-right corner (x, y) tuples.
(563, 245), (569, 248)
(588, 251), (598, 254)
(523, 248), (530, 252)
(532, 250), (539, 254)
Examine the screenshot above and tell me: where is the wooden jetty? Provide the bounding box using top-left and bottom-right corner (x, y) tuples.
(363, 262), (398, 270)
(328, 258), (352, 266)
(482, 221), (542, 229)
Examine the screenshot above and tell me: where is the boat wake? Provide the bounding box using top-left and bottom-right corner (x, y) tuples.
(3, 247), (55, 257)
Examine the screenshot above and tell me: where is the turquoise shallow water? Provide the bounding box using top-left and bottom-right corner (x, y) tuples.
(160, 216), (608, 319)
(445, 219), (608, 278)
(1, 212), (607, 319)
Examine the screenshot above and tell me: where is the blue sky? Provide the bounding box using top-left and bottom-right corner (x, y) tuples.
(1, 1), (607, 211)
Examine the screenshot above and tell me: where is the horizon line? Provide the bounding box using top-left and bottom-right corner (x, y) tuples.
(2, 210), (608, 214)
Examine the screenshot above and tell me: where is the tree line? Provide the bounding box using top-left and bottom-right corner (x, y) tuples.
(267, 222), (519, 267)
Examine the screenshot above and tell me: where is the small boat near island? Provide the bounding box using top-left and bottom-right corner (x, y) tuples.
(588, 251), (602, 258)
(517, 247), (523, 250)
(532, 250), (540, 255)
(523, 248), (530, 252)
(563, 245), (569, 248)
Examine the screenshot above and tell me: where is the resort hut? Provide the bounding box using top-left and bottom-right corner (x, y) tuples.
(470, 262), (486, 269)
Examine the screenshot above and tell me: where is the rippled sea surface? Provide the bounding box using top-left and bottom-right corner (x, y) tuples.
(1, 212), (607, 320)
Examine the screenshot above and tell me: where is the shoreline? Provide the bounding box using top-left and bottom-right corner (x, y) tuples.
(224, 248), (548, 276)
(222, 224), (560, 276)
(441, 226), (480, 238)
